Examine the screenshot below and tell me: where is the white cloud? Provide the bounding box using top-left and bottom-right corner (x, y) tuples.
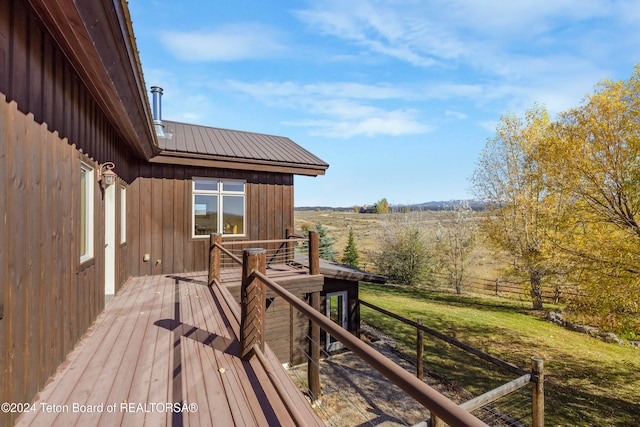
(445, 110), (467, 120)
(159, 24), (286, 62)
(285, 109), (432, 138)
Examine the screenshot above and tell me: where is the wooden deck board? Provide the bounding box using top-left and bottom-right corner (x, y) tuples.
(17, 271), (323, 427)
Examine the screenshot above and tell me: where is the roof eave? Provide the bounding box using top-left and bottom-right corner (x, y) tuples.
(150, 152), (328, 177)
(27, 0), (158, 160)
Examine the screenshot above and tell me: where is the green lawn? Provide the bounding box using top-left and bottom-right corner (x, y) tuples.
(360, 283), (640, 426)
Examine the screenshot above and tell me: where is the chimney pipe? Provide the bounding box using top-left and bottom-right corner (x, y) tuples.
(150, 86), (165, 137)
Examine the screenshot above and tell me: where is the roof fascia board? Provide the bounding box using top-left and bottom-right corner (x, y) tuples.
(150, 153), (327, 176)
(27, 0), (157, 159)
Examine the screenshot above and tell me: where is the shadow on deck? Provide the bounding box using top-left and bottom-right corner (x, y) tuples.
(17, 271), (323, 426)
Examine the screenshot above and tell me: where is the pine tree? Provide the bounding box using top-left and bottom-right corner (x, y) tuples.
(342, 227), (360, 269)
(303, 222), (337, 262)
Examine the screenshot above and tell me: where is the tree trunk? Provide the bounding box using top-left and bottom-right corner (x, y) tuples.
(530, 271), (544, 310)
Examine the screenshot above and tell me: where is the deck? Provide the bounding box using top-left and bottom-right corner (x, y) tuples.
(16, 270), (324, 426)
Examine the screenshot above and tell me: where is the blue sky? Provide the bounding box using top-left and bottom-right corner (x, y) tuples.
(129, 1), (640, 207)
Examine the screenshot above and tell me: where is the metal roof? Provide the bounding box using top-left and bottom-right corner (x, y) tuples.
(151, 120), (329, 176)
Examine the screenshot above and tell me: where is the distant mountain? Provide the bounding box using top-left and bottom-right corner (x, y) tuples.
(295, 200), (487, 211)
(409, 200), (487, 211)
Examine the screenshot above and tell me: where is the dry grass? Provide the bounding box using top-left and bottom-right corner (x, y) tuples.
(295, 209), (511, 280)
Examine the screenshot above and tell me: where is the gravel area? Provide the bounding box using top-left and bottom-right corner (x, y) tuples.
(287, 324), (477, 427)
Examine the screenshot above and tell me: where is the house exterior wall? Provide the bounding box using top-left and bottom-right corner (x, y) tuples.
(0, 0), (134, 421)
(127, 163), (294, 276)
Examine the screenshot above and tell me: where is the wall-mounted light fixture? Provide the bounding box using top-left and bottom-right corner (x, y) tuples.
(99, 162), (117, 188)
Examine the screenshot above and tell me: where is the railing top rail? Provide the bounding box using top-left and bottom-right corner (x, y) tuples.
(221, 237), (306, 246)
(251, 269), (489, 427)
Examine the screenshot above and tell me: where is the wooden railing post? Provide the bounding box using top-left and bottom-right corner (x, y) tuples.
(531, 357), (544, 427)
(307, 230), (321, 401)
(240, 248), (267, 360)
(208, 233), (222, 287)
(417, 318), (424, 380)
(308, 291), (321, 401)
(308, 230), (319, 275)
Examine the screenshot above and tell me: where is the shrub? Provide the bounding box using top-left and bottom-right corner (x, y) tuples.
(376, 220), (436, 286)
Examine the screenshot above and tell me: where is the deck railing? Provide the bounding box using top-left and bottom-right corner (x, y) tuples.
(360, 300), (544, 427)
(207, 231), (489, 427)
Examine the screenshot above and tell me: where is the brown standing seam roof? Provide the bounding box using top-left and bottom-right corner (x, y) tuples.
(155, 120), (329, 174)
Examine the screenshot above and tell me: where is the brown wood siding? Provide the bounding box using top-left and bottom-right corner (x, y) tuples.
(129, 164), (294, 276)
(0, 0), (137, 182)
(0, 97), (133, 424)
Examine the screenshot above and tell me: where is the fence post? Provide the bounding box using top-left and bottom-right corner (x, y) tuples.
(308, 291), (321, 401)
(240, 248), (267, 360)
(417, 318), (424, 380)
(495, 279), (500, 295)
(531, 357), (544, 427)
(308, 230), (320, 275)
(208, 233), (222, 287)
(431, 413), (445, 427)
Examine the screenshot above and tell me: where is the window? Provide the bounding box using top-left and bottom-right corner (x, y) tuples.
(193, 178), (245, 237)
(80, 163), (94, 262)
(120, 186), (127, 244)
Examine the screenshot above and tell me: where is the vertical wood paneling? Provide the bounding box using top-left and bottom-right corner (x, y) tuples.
(26, 113), (40, 401)
(151, 165), (163, 275)
(129, 169), (140, 277)
(9, 97), (27, 404)
(184, 167), (195, 272)
(162, 164), (174, 274)
(42, 125), (54, 383)
(27, 13), (42, 122)
(9, 0), (27, 111)
(0, 0), (8, 92)
(42, 36), (54, 127)
(139, 163), (152, 276)
(0, 94), (7, 404)
(173, 167), (185, 273)
(0, 97), (123, 424)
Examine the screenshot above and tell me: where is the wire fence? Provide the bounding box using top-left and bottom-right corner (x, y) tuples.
(430, 272), (581, 304)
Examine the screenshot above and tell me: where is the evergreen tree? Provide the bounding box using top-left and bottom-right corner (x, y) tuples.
(303, 222), (337, 261)
(342, 227), (360, 269)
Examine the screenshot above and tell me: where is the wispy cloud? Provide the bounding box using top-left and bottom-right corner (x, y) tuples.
(159, 23), (286, 61)
(284, 109), (432, 138)
(223, 79), (433, 137)
(292, 0), (640, 114)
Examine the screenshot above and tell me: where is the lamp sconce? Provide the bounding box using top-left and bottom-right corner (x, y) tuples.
(99, 162), (117, 188)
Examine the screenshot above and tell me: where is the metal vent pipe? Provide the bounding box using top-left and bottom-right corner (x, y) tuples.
(150, 86), (165, 137)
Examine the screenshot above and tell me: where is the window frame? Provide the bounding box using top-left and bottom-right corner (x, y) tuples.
(80, 162), (94, 263)
(192, 178), (246, 238)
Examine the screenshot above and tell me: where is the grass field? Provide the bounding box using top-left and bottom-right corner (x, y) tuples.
(360, 283), (640, 426)
(295, 209), (640, 426)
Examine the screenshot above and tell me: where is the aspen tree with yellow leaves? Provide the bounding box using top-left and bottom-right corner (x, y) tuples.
(540, 68), (640, 334)
(474, 66), (640, 334)
(472, 105), (556, 310)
